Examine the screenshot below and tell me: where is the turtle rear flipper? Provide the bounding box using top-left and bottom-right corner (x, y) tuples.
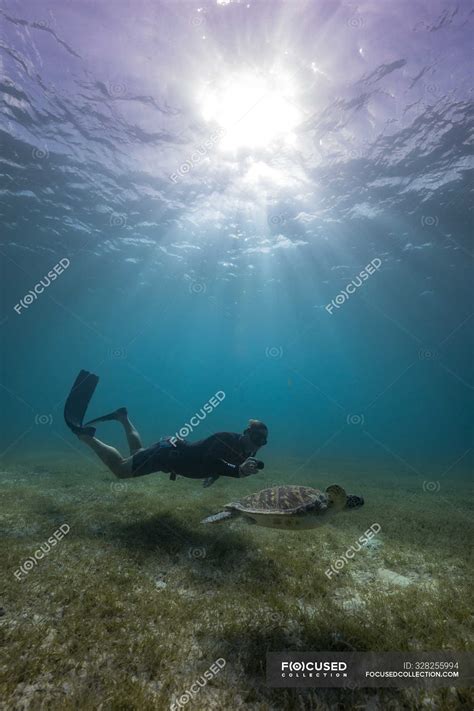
(201, 510), (233, 524)
(326, 484), (347, 510)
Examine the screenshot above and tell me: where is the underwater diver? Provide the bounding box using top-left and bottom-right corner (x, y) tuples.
(64, 370), (267, 486)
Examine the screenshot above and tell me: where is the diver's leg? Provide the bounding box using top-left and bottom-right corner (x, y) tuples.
(78, 434), (133, 479)
(116, 410), (143, 455)
(119, 413), (143, 455)
(85, 407), (143, 455)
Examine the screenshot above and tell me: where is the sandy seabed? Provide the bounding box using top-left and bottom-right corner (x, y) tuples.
(1, 453), (472, 710)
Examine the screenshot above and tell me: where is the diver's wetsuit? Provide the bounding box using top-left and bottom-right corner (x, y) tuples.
(131, 432), (249, 479)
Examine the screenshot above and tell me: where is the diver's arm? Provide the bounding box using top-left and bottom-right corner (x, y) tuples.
(202, 457), (241, 477)
(203, 456), (258, 478)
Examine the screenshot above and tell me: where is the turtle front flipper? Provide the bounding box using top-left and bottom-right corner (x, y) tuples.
(325, 484), (347, 510)
(201, 510), (234, 524)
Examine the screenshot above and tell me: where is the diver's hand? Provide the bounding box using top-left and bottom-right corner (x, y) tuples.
(239, 457), (259, 477)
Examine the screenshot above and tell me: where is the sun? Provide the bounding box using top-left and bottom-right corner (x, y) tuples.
(199, 70), (301, 152)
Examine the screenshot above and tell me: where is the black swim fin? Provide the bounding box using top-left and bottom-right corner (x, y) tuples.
(85, 407), (127, 426)
(64, 370), (99, 437)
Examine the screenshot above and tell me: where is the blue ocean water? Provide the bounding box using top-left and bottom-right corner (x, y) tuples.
(1, 5), (474, 710)
(0, 0), (472, 483)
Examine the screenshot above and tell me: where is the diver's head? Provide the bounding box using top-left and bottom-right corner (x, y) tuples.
(242, 419), (268, 453)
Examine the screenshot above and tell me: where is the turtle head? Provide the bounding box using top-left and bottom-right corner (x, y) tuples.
(345, 494), (364, 509)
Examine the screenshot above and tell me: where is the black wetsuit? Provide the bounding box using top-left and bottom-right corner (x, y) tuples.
(131, 432), (249, 479)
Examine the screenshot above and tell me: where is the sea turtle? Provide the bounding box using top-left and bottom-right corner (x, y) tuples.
(201, 484), (364, 530)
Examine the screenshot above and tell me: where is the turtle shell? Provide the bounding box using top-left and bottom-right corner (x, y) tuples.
(227, 486), (329, 516)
